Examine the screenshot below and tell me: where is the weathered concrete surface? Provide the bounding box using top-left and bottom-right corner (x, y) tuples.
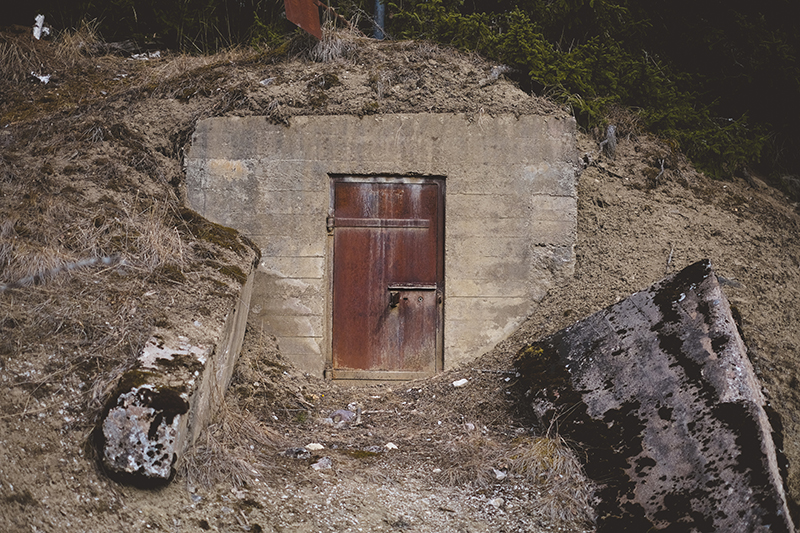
(186, 113), (578, 376)
(98, 270), (255, 485)
(515, 260), (794, 532)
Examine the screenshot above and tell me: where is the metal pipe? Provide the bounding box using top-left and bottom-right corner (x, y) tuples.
(374, 0), (385, 40)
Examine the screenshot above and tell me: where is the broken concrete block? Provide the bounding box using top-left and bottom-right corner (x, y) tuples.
(515, 260), (794, 532)
(97, 271), (254, 486)
(101, 383), (189, 480)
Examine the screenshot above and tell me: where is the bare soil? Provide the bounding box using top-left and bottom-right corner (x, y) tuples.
(2, 25), (799, 532)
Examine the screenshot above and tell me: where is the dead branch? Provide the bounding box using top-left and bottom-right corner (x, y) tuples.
(665, 244), (674, 275)
(0, 255), (124, 293)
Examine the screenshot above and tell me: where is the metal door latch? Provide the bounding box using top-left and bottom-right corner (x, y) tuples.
(389, 291), (400, 308)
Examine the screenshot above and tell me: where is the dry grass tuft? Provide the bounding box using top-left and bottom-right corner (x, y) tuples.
(125, 203), (187, 273)
(0, 198), (186, 291)
(507, 435), (597, 527)
(602, 103), (644, 140)
(0, 203), (84, 288)
(0, 248), (74, 290)
(180, 400), (286, 488)
(0, 40), (41, 83)
(131, 46), (260, 105)
(438, 434), (506, 487)
(146, 46), (249, 83)
(180, 329), (291, 488)
(433, 426), (595, 528)
(54, 20), (102, 68)
(309, 24), (361, 63)
(0, 20), (102, 84)
(414, 41), (444, 60)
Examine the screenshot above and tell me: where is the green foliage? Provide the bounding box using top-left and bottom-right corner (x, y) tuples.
(386, 0), (776, 178)
(665, 115), (768, 180)
(248, 13), (286, 50)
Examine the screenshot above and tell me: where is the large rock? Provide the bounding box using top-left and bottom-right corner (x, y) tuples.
(515, 260), (794, 532)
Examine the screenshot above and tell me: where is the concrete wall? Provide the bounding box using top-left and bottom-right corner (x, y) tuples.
(100, 269), (256, 485)
(186, 113), (577, 377)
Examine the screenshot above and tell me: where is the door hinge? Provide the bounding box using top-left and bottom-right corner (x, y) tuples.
(326, 216), (334, 233)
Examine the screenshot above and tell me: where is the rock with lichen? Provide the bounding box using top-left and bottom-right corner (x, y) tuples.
(515, 260), (795, 532)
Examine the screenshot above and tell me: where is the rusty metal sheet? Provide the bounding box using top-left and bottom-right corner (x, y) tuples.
(332, 218), (431, 228)
(285, 0), (322, 39)
(331, 177), (444, 377)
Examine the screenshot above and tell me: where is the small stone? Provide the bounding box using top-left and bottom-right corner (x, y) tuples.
(452, 378), (468, 387)
(492, 468), (507, 480)
(489, 497), (504, 509)
(311, 457), (332, 470)
(384, 442), (398, 450)
(464, 422), (476, 432)
(305, 442), (325, 451)
(283, 447), (310, 459)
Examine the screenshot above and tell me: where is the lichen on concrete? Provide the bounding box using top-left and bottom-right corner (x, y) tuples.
(96, 267), (256, 486)
(515, 260), (795, 532)
(101, 385), (188, 482)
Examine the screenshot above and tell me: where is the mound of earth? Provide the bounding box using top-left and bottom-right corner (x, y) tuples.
(2, 25), (799, 532)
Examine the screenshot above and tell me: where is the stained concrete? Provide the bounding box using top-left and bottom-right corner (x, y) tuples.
(515, 260), (794, 532)
(186, 113), (578, 377)
(98, 271), (255, 485)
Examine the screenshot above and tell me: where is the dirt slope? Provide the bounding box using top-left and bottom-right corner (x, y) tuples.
(2, 26), (799, 532)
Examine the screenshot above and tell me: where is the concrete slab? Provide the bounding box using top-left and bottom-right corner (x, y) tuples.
(97, 265), (256, 486)
(515, 260), (794, 532)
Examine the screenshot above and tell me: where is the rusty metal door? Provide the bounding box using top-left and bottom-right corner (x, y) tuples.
(329, 176), (444, 380)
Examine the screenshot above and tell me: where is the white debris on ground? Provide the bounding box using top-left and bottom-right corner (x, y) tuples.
(33, 14), (50, 40)
(30, 72), (50, 84)
(130, 51), (161, 60)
